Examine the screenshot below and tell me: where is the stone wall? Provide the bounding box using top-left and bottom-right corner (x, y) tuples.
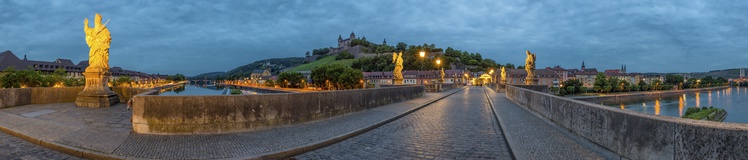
(0, 88), (31, 109)
(0, 86), (157, 108)
(30, 87), (84, 104)
(505, 85), (748, 159)
(131, 85), (425, 134)
(111, 87), (152, 103)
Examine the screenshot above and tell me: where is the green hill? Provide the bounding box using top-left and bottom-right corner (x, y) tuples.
(287, 56), (356, 72)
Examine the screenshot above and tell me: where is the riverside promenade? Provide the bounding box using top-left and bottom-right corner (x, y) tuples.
(1, 86), (622, 159)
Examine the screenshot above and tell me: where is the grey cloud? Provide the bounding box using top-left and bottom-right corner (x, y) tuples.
(1, 0), (747, 76)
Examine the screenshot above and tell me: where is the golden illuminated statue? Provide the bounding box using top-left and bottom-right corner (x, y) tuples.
(525, 50), (538, 85)
(440, 68), (445, 82)
(84, 13), (111, 72)
(500, 66), (506, 83)
(392, 52), (404, 85)
(76, 13), (119, 108)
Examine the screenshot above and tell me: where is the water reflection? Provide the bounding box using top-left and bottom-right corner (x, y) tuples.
(695, 92), (700, 107)
(602, 87), (748, 123)
(708, 91), (712, 107)
(679, 96), (684, 116)
(655, 99), (660, 115)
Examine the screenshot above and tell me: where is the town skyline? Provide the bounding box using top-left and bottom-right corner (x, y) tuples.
(2, 1), (747, 75)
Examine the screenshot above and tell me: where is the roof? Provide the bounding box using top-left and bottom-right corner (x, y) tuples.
(506, 69), (560, 78)
(251, 69), (265, 74)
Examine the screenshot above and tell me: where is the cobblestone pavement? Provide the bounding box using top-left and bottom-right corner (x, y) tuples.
(295, 87), (512, 159)
(0, 132), (81, 160)
(0, 89), (460, 159)
(486, 88), (621, 160)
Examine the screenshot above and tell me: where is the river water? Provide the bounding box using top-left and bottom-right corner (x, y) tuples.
(158, 84), (261, 95)
(599, 87), (748, 123)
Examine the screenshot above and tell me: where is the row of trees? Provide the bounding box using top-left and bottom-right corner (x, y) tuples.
(0, 67), (84, 88)
(350, 42), (511, 73)
(165, 74), (186, 83)
(555, 73), (731, 95)
(311, 64), (363, 90)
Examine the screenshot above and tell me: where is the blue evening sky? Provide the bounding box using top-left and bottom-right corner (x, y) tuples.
(1, 0), (746, 76)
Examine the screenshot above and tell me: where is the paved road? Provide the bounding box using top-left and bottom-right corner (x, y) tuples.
(0, 131), (81, 160)
(295, 87), (512, 159)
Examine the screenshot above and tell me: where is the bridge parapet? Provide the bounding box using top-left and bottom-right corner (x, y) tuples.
(506, 85), (748, 159)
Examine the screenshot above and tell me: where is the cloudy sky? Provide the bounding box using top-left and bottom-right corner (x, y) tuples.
(1, 0), (747, 76)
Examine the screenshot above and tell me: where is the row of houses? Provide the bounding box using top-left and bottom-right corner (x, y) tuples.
(0, 50), (165, 82)
(502, 62), (665, 88)
(359, 61), (667, 89)
(363, 69), (468, 85)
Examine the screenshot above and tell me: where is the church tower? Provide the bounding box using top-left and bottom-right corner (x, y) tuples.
(581, 61), (586, 71)
(350, 32), (355, 39)
(383, 38), (387, 45)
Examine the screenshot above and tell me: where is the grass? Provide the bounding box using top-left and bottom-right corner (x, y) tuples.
(287, 56), (356, 72)
(682, 107), (724, 120)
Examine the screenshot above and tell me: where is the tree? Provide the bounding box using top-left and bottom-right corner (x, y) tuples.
(277, 71), (304, 88)
(603, 85), (613, 93)
(467, 59), (479, 65)
(396, 42), (408, 51)
(264, 80), (275, 87)
(562, 79), (583, 93)
(664, 74), (684, 85)
(311, 64), (363, 90)
(113, 76), (133, 87)
(566, 86), (576, 95)
(504, 63), (515, 69)
(305, 51), (310, 57)
(638, 80), (648, 91)
(594, 73), (608, 93)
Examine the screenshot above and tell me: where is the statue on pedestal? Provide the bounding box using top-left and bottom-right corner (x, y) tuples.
(500, 66), (507, 84)
(392, 52), (404, 85)
(76, 13), (119, 108)
(440, 68), (445, 83)
(525, 50), (538, 85)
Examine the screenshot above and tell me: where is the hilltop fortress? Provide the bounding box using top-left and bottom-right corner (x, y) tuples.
(304, 32), (384, 63)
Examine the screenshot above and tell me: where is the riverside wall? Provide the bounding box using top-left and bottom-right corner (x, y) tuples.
(505, 85), (748, 159)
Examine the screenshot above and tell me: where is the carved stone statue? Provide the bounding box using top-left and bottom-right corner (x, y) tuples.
(392, 52), (404, 84)
(76, 13), (119, 108)
(84, 13), (111, 72)
(524, 50), (538, 85)
(500, 66), (506, 83)
(440, 68), (445, 82)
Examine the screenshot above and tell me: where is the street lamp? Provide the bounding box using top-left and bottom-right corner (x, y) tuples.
(490, 69), (494, 84)
(419, 51), (426, 84)
(436, 59), (442, 83)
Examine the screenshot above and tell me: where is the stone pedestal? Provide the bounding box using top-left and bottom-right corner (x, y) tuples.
(525, 77), (539, 85)
(393, 79), (404, 85)
(76, 70), (119, 108)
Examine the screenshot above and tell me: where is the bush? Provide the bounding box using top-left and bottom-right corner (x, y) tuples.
(335, 51), (354, 60)
(277, 71), (304, 88)
(264, 80), (275, 87)
(230, 88), (242, 95)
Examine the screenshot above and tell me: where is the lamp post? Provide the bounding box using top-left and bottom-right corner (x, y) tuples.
(490, 69), (494, 86)
(419, 51), (425, 84)
(436, 59), (442, 83)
